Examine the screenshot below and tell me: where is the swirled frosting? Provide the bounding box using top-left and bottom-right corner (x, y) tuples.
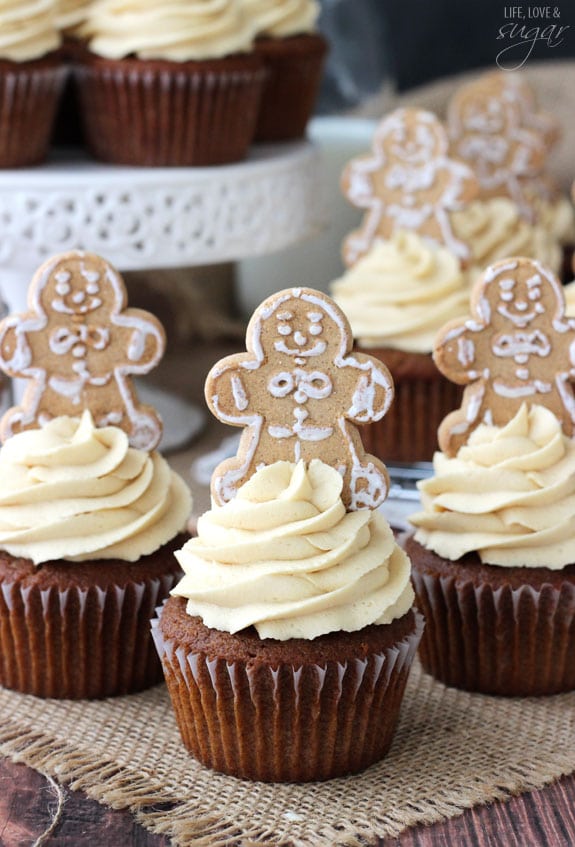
(173, 459), (414, 640)
(536, 195), (575, 246)
(410, 404), (575, 568)
(0, 410), (191, 564)
(56, 0), (92, 36)
(330, 231), (470, 353)
(239, 0), (319, 37)
(84, 0), (255, 61)
(0, 0), (61, 61)
(451, 198), (562, 282)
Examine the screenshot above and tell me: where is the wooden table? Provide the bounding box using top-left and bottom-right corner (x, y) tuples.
(1, 757), (574, 846)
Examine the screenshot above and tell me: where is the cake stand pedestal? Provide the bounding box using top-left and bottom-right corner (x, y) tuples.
(0, 141), (326, 450)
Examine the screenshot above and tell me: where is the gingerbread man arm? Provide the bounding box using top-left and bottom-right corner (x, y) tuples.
(113, 308), (165, 373)
(433, 318), (485, 386)
(0, 314), (45, 378)
(204, 352), (263, 428)
(339, 352), (394, 424)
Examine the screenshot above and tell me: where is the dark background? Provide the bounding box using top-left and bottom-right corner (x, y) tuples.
(317, 0), (575, 111)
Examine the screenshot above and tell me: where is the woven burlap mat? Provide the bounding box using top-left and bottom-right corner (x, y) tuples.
(0, 660), (573, 846)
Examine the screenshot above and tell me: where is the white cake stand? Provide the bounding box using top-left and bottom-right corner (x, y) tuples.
(0, 141), (326, 450)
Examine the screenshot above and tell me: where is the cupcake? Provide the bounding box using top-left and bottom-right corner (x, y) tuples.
(152, 286), (423, 782)
(331, 231), (469, 464)
(0, 250), (192, 699)
(240, 0), (328, 141)
(0, 0), (66, 167)
(451, 197), (563, 286)
(407, 257), (575, 696)
(75, 0), (265, 166)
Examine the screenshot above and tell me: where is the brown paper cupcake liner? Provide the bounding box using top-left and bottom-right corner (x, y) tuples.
(0, 58), (67, 168)
(152, 607), (424, 782)
(253, 33), (328, 142)
(0, 571), (178, 699)
(74, 54), (265, 166)
(358, 347), (463, 464)
(411, 566), (575, 697)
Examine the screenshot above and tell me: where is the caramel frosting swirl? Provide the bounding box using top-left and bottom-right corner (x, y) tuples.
(451, 198), (562, 282)
(410, 404), (575, 568)
(239, 0), (319, 37)
(84, 0), (255, 61)
(0, 0), (61, 61)
(0, 411), (191, 564)
(331, 231), (470, 353)
(56, 0), (92, 35)
(173, 460), (414, 640)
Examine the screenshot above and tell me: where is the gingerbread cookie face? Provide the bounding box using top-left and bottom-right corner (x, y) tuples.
(433, 257), (575, 455)
(205, 287), (394, 510)
(341, 108), (478, 267)
(0, 251), (166, 450)
(447, 72), (552, 223)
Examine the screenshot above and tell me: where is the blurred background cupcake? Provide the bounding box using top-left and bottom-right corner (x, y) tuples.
(331, 231), (468, 464)
(75, 0), (265, 165)
(0, 0), (66, 167)
(240, 0), (328, 141)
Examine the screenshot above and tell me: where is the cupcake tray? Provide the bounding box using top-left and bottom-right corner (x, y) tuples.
(0, 141), (325, 450)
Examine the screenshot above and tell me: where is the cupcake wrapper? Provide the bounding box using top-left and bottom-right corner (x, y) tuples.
(75, 59), (265, 166)
(361, 374), (463, 464)
(0, 64), (66, 167)
(0, 572), (177, 699)
(152, 609), (424, 782)
(254, 35), (328, 142)
(412, 569), (575, 696)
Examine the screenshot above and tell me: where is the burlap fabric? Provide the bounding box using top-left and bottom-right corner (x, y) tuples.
(0, 659), (573, 845)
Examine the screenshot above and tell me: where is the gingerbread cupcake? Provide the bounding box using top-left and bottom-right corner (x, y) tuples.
(75, 0), (264, 165)
(153, 286), (423, 782)
(0, 250), (191, 699)
(408, 257), (575, 696)
(240, 0), (328, 141)
(0, 0), (65, 167)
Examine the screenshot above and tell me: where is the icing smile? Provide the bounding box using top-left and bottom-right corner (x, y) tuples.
(274, 339), (327, 358)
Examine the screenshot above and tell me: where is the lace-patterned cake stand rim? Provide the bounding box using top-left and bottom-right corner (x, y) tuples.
(0, 140), (326, 275)
(0, 141), (325, 451)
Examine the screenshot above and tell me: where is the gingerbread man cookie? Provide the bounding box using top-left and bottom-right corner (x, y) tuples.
(433, 257), (575, 456)
(340, 107), (478, 267)
(0, 250), (166, 450)
(205, 287), (394, 510)
(447, 72), (552, 223)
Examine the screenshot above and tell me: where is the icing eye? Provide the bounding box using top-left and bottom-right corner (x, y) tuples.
(86, 283), (100, 295)
(56, 282), (70, 296)
(278, 323), (291, 336)
(309, 324), (322, 336)
(528, 287), (541, 300)
(72, 292), (85, 304)
(500, 292), (513, 302)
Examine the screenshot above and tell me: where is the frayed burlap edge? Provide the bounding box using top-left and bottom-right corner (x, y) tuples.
(1, 664), (574, 847)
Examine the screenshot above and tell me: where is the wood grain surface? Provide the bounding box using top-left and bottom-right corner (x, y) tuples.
(0, 756), (574, 847)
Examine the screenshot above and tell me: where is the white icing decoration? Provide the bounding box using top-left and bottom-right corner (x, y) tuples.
(231, 374), (248, 411)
